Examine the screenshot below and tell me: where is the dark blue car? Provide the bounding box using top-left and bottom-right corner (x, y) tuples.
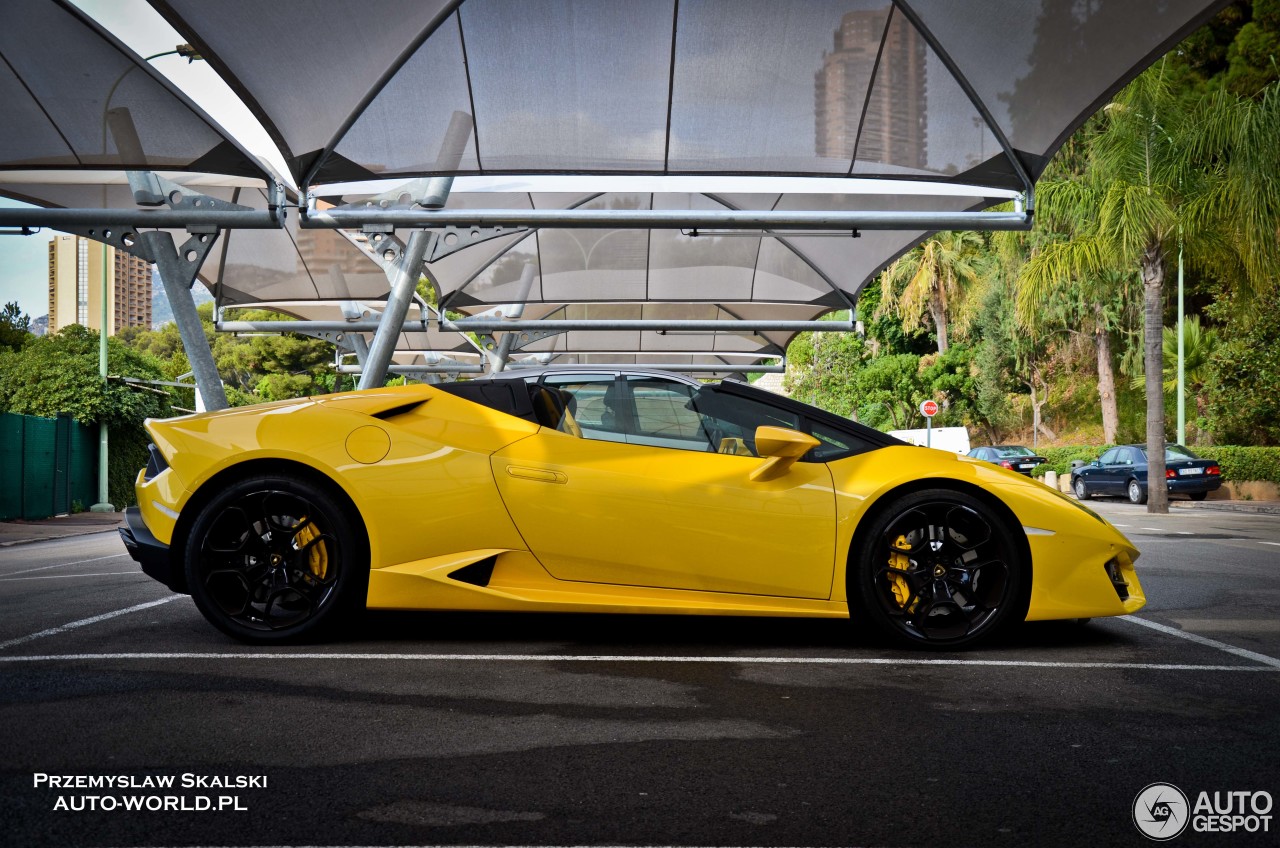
(1071, 444), (1222, 504)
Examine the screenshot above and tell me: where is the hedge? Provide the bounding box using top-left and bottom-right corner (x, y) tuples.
(1029, 445), (1280, 484)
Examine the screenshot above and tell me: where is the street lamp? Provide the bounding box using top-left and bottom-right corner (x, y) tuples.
(90, 45), (203, 514)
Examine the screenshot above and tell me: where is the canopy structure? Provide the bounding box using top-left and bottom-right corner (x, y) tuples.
(1, 0), (1232, 401)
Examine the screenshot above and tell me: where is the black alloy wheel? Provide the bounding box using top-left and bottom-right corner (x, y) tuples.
(1073, 476), (1090, 500)
(852, 489), (1026, 649)
(1127, 478), (1147, 505)
(184, 474), (365, 643)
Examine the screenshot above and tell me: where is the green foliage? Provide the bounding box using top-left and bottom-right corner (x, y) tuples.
(1196, 445), (1280, 482)
(0, 325), (174, 507)
(1032, 445), (1112, 477)
(0, 301), (30, 352)
(1204, 304), (1280, 444)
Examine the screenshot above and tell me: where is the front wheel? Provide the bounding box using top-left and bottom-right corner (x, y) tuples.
(1127, 478), (1147, 505)
(184, 474), (366, 643)
(1073, 476), (1090, 500)
(851, 489), (1028, 650)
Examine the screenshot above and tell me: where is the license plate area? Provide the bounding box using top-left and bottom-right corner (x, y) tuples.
(1180, 467), (1204, 476)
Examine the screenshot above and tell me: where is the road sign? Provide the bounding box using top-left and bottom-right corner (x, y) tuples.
(920, 399), (938, 417)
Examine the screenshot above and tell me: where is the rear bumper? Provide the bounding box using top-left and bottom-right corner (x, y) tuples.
(1167, 476), (1223, 494)
(119, 506), (185, 594)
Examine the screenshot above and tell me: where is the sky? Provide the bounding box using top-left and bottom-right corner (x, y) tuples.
(0, 0), (287, 321)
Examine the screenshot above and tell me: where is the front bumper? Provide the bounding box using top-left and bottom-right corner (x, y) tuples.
(120, 506), (185, 594)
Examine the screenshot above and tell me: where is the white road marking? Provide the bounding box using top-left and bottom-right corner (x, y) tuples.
(1122, 616), (1280, 669)
(1175, 531), (1193, 535)
(0, 596), (182, 651)
(1111, 523), (1131, 527)
(0, 571), (144, 582)
(1261, 541), (1280, 547)
(1140, 527), (1163, 532)
(0, 652), (1274, 672)
(0, 554), (127, 577)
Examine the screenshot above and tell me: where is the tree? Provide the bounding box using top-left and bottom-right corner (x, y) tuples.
(0, 301), (30, 351)
(0, 325), (174, 506)
(1019, 66), (1279, 511)
(877, 231), (985, 354)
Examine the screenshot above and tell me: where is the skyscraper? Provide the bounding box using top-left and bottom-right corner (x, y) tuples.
(815, 9), (927, 170)
(47, 235), (152, 335)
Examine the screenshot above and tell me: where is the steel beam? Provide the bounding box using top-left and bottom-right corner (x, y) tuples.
(303, 206), (1031, 232)
(218, 319), (853, 333)
(357, 229), (433, 389)
(0, 207), (281, 229)
(140, 230), (229, 410)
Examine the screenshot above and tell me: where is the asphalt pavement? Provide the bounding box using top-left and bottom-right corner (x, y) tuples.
(1, 500), (1277, 847)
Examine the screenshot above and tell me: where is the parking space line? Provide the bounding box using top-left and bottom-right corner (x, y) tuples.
(0, 571), (145, 582)
(0, 596), (182, 651)
(0, 554), (127, 577)
(0, 652), (1275, 671)
(1122, 616), (1280, 669)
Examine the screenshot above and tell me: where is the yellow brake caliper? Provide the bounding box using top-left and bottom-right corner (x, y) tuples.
(888, 534), (914, 609)
(292, 517), (328, 580)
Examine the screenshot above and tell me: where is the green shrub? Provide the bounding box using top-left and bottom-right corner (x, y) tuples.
(1033, 445), (1112, 477)
(1195, 446), (1280, 484)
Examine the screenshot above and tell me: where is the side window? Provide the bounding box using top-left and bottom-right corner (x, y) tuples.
(690, 388), (801, 457)
(1098, 448), (1120, 465)
(541, 375), (625, 442)
(805, 420), (871, 462)
(625, 377), (717, 451)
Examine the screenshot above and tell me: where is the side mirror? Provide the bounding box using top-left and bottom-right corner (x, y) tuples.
(749, 426), (820, 482)
(1091, 460), (1101, 467)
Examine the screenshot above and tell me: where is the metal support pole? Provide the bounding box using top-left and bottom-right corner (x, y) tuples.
(358, 229), (434, 389)
(140, 231), (229, 410)
(90, 242), (114, 513)
(490, 263), (538, 373)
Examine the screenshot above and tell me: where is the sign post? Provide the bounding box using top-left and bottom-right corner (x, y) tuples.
(920, 399), (938, 448)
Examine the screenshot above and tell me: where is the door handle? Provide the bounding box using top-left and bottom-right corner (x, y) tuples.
(506, 465), (567, 484)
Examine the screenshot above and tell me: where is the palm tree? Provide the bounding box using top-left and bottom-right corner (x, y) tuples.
(877, 230), (985, 354)
(1019, 66), (1278, 512)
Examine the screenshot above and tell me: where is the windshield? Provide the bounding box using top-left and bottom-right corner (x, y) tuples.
(997, 446), (1035, 457)
(1165, 445), (1199, 460)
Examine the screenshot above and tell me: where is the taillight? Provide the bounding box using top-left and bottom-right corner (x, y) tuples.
(1208, 465), (1221, 476)
(1166, 468), (1177, 479)
(999, 460), (1013, 468)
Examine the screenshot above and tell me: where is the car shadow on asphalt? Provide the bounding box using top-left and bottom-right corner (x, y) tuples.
(340, 609), (1131, 655)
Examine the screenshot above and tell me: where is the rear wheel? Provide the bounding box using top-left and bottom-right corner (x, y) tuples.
(1073, 476), (1090, 500)
(184, 474), (366, 643)
(1189, 491), (1208, 502)
(1127, 478), (1147, 505)
(851, 489), (1027, 649)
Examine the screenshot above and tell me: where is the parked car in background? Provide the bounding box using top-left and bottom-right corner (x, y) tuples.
(1071, 444), (1222, 504)
(967, 445), (1047, 476)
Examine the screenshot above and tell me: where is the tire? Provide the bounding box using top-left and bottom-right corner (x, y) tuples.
(1127, 478), (1147, 505)
(850, 488), (1028, 650)
(1073, 476), (1090, 500)
(1189, 491), (1208, 502)
(184, 473), (366, 643)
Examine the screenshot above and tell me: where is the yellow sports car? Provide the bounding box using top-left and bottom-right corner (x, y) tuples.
(120, 368), (1144, 648)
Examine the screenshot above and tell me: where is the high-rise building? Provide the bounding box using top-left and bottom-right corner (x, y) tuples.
(815, 10), (927, 170)
(47, 235), (152, 335)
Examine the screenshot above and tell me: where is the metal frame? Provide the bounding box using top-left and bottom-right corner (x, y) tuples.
(6, 170), (1029, 387)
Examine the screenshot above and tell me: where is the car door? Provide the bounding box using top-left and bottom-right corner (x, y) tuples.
(491, 375), (837, 599)
(1092, 447), (1122, 493)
